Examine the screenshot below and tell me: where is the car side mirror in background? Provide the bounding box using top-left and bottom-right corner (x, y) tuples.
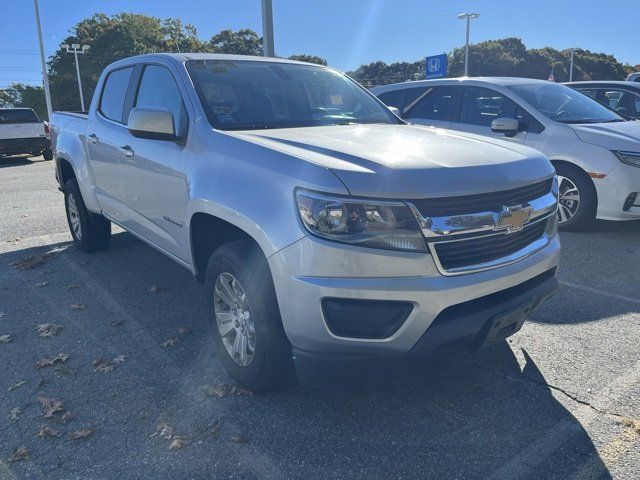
(491, 117), (520, 137)
(128, 107), (178, 141)
(387, 106), (401, 117)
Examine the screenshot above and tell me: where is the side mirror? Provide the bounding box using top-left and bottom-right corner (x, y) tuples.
(387, 106), (401, 117)
(128, 107), (177, 141)
(491, 117), (520, 137)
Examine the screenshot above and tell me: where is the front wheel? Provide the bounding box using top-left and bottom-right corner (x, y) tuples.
(64, 179), (111, 252)
(555, 163), (597, 230)
(205, 240), (294, 392)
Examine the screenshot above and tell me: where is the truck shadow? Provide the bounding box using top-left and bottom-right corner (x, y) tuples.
(0, 233), (611, 479)
(0, 154), (44, 168)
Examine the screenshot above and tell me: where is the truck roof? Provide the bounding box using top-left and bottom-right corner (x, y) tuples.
(108, 52), (319, 68)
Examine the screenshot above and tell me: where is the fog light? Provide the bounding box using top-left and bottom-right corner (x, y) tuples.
(624, 193), (638, 211)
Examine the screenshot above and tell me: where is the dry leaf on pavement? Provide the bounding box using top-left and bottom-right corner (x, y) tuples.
(8, 380), (26, 392)
(150, 285), (168, 294)
(35, 281), (48, 288)
(37, 323), (63, 338)
(112, 354), (127, 364)
(231, 434), (247, 443)
(37, 426), (61, 438)
(161, 336), (179, 348)
(8, 407), (22, 420)
(206, 384), (253, 398)
(0, 312), (6, 319)
(92, 358), (114, 373)
(169, 436), (189, 451)
(67, 283), (80, 289)
(9, 446), (29, 463)
(107, 319), (123, 327)
(0, 334), (13, 344)
(69, 303), (87, 310)
(69, 428), (96, 440)
(35, 353), (69, 369)
(50, 411), (73, 424)
(151, 421), (174, 439)
(38, 396), (65, 418)
(178, 327), (192, 335)
(11, 249), (59, 270)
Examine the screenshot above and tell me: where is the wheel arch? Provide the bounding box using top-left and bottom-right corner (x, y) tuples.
(550, 159), (599, 205)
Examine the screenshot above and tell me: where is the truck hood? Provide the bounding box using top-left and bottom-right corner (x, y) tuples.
(231, 124), (554, 198)
(570, 120), (640, 151)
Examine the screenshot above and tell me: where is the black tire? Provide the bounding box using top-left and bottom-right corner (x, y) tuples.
(554, 163), (597, 231)
(42, 148), (53, 161)
(205, 240), (294, 392)
(63, 179), (111, 252)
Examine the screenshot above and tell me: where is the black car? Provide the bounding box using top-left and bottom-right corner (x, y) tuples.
(565, 81), (640, 120)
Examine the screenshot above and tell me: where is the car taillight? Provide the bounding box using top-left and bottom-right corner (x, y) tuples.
(44, 123), (50, 135)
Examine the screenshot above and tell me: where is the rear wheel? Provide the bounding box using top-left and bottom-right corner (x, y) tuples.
(64, 179), (111, 252)
(554, 163), (597, 230)
(42, 149), (53, 161)
(205, 240), (294, 392)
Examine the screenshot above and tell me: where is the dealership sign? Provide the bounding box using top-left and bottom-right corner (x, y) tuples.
(425, 54), (448, 79)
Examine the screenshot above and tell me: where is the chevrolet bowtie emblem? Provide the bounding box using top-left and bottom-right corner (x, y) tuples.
(497, 205), (532, 232)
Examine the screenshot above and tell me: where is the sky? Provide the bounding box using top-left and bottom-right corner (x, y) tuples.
(1, 0), (638, 89)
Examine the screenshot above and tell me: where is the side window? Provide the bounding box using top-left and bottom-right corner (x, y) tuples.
(99, 67), (134, 123)
(604, 90), (638, 117)
(460, 87), (518, 127)
(135, 65), (188, 137)
(377, 90), (406, 112)
(405, 86), (458, 122)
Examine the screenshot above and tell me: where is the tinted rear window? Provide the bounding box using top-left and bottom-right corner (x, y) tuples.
(0, 109), (40, 124)
(99, 67), (134, 123)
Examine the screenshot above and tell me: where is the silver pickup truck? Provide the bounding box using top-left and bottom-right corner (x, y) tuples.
(51, 53), (560, 390)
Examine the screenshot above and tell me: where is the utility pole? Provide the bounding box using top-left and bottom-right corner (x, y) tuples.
(33, 0), (52, 119)
(457, 13), (480, 77)
(261, 0), (275, 57)
(62, 43), (90, 111)
(569, 48), (575, 82)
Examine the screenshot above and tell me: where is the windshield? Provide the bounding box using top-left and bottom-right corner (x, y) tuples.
(507, 83), (625, 124)
(186, 59), (399, 130)
(0, 109), (40, 124)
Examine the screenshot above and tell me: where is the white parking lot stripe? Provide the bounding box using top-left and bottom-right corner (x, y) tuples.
(559, 280), (640, 305)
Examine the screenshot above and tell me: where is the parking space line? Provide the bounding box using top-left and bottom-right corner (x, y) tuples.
(559, 280), (640, 305)
(0, 460), (16, 480)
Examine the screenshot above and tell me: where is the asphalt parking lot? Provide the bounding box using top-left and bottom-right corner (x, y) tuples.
(1, 155), (639, 480)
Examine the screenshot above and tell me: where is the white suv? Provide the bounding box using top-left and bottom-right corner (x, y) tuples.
(373, 78), (640, 229)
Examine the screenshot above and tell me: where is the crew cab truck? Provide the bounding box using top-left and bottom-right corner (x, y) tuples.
(0, 108), (52, 160)
(51, 54), (560, 391)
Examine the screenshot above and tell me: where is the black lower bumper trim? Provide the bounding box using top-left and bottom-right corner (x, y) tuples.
(0, 137), (50, 156)
(293, 267), (558, 386)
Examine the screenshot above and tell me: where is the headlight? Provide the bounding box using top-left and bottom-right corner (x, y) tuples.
(295, 190), (426, 252)
(613, 150), (640, 168)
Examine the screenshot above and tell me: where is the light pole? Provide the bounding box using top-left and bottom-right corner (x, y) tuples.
(61, 43), (90, 111)
(33, 0), (52, 119)
(569, 48), (575, 82)
(261, 0), (275, 57)
(457, 13), (480, 77)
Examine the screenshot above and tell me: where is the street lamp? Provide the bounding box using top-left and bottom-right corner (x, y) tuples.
(261, 0), (275, 57)
(457, 13), (480, 77)
(61, 43), (90, 111)
(33, 0), (52, 120)
(569, 48), (575, 82)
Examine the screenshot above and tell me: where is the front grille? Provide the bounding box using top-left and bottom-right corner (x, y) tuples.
(411, 178), (553, 217)
(433, 220), (547, 271)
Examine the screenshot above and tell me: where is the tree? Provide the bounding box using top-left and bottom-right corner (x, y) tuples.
(209, 29), (262, 56)
(287, 54), (327, 66)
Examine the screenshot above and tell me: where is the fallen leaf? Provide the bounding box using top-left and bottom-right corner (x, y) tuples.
(161, 336), (179, 348)
(50, 411), (73, 424)
(69, 303), (86, 310)
(9, 446), (29, 463)
(169, 436), (189, 451)
(8, 407), (22, 420)
(0, 312), (6, 319)
(69, 428), (96, 440)
(92, 358), (114, 373)
(10, 248), (63, 270)
(231, 434), (247, 443)
(67, 284), (80, 289)
(8, 380), (26, 392)
(206, 384), (253, 398)
(151, 421), (174, 439)
(178, 327), (192, 335)
(37, 426), (61, 438)
(38, 396), (65, 418)
(35, 281), (48, 288)
(150, 285), (167, 294)
(37, 323), (63, 338)
(107, 319), (123, 327)
(211, 423), (221, 438)
(112, 354), (127, 364)
(35, 353), (69, 369)
(0, 334), (13, 344)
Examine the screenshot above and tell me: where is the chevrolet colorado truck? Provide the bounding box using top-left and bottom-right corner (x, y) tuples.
(51, 54), (560, 391)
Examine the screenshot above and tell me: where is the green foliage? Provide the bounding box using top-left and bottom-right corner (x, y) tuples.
(209, 29), (262, 56)
(287, 55), (327, 66)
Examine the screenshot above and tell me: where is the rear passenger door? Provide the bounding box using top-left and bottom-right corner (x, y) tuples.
(118, 63), (190, 262)
(86, 66), (136, 219)
(402, 86), (461, 129)
(450, 86), (533, 144)
(578, 88), (640, 119)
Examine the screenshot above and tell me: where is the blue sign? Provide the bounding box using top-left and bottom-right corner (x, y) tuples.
(425, 54), (448, 79)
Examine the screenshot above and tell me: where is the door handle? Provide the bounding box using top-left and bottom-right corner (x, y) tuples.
(120, 145), (135, 157)
(87, 133), (98, 144)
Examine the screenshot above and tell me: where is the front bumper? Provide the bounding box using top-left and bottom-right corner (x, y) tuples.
(0, 137), (50, 156)
(594, 162), (640, 220)
(269, 234), (561, 359)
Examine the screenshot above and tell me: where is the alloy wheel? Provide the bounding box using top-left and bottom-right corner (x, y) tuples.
(557, 175), (581, 224)
(67, 193), (82, 240)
